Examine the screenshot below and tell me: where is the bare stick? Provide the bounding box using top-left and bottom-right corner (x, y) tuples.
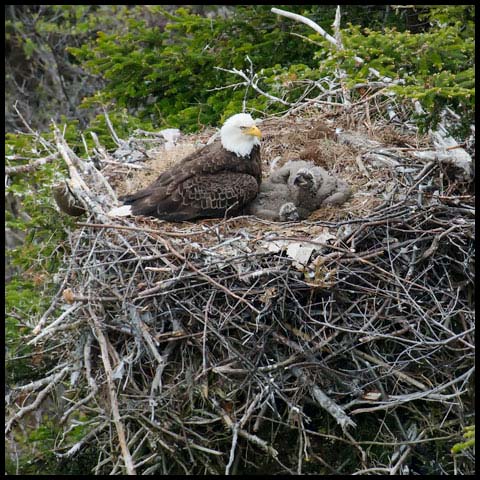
(271, 7), (363, 63)
(5, 366), (70, 434)
(291, 367), (357, 431)
(6, 153), (59, 174)
(88, 306), (136, 475)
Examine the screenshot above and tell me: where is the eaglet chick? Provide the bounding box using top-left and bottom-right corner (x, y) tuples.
(248, 160), (351, 221)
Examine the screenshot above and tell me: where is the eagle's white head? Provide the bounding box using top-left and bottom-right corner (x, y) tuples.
(221, 113), (261, 157)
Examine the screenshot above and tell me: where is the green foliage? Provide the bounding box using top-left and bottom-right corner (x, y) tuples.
(6, 6), (474, 137)
(5, 130), (72, 385)
(5, 136), (70, 260)
(65, 5), (474, 136)
(315, 5), (475, 134)
(451, 425), (475, 455)
(70, 5), (329, 131)
(5, 418), (98, 475)
(6, 423), (55, 475)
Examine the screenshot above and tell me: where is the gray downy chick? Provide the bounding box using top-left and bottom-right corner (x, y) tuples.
(249, 160), (351, 221)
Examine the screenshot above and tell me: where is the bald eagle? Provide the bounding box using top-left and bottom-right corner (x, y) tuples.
(118, 113), (262, 221)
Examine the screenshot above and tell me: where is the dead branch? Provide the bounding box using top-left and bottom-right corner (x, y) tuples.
(89, 305), (136, 475)
(5, 153), (59, 174)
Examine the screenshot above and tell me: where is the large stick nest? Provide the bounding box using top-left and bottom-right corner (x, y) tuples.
(7, 111), (475, 475)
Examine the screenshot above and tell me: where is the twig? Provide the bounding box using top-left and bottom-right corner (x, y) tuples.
(5, 366), (70, 434)
(5, 153), (59, 174)
(271, 7), (363, 64)
(88, 305), (136, 475)
(291, 367), (356, 431)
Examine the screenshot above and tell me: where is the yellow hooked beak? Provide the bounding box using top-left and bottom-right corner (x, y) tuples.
(244, 125), (262, 138)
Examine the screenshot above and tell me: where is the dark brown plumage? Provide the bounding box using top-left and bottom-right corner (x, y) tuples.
(120, 113), (262, 221)
(120, 141), (261, 221)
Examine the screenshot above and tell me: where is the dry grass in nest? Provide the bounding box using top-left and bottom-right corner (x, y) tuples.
(115, 143), (199, 197)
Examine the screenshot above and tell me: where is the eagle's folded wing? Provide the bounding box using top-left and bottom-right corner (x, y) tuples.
(131, 173), (258, 221)
(121, 141), (249, 204)
(121, 142), (261, 208)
